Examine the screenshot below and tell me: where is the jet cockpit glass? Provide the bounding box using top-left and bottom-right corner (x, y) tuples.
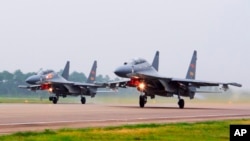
(37, 70), (54, 75)
(124, 58), (146, 65)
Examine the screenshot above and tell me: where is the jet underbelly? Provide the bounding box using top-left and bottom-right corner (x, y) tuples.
(159, 79), (175, 93)
(64, 85), (80, 94)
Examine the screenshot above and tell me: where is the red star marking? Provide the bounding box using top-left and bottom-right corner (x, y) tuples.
(190, 64), (195, 69)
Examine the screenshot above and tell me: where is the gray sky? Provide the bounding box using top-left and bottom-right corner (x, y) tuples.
(0, 0), (249, 91)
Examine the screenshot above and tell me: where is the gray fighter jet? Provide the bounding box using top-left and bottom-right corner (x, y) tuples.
(111, 50), (242, 108)
(19, 61), (106, 104)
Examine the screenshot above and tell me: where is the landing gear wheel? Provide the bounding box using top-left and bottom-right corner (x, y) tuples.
(178, 99), (185, 109)
(49, 96), (53, 101)
(139, 95), (147, 108)
(81, 97), (86, 104)
(52, 97), (58, 104)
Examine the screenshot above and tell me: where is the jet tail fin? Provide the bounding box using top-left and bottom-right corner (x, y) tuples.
(152, 51), (159, 71)
(62, 61), (70, 80)
(186, 50), (197, 80)
(86, 60), (97, 84)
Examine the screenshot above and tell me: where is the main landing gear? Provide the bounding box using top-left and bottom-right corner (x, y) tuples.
(139, 95), (147, 108)
(178, 99), (185, 109)
(49, 96), (59, 104)
(139, 92), (185, 108)
(176, 89), (185, 109)
(177, 91), (184, 109)
(81, 96), (86, 104)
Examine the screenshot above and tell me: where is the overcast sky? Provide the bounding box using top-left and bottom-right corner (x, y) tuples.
(0, 0), (249, 91)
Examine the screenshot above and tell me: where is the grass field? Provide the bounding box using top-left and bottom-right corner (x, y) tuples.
(0, 119), (249, 141)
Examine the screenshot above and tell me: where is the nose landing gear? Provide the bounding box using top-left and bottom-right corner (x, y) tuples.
(178, 99), (185, 109)
(81, 96), (86, 104)
(177, 90), (185, 109)
(139, 95), (147, 108)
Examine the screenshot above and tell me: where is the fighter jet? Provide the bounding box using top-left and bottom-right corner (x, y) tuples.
(19, 60), (107, 104)
(111, 50), (242, 108)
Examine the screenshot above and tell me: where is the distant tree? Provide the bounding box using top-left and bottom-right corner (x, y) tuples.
(96, 74), (104, 82)
(13, 70), (25, 84)
(104, 75), (110, 82)
(69, 71), (87, 82)
(0, 73), (3, 81)
(1, 71), (13, 81)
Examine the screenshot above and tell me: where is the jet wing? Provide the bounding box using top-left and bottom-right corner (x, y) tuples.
(45, 79), (106, 88)
(45, 80), (74, 85)
(125, 72), (242, 88)
(74, 82), (107, 88)
(170, 78), (242, 88)
(18, 85), (41, 91)
(117, 71), (242, 89)
(106, 79), (130, 88)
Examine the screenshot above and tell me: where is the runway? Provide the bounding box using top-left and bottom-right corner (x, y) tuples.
(0, 103), (250, 134)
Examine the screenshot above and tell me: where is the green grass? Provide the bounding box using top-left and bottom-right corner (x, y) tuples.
(0, 119), (249, 141)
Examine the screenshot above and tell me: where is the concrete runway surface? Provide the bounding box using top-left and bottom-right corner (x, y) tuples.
(0, 103), (250, 134)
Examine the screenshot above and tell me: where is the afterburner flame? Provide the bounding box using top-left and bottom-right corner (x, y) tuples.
(48, 88), (53, 93)
(138, 82), (145, 91)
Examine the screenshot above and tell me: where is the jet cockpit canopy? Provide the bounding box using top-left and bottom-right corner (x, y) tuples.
(37, 69), (54, 75)
(124, 58), (147, 65)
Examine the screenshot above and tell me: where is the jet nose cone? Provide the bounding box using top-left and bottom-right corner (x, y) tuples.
(114, 68), (121, 76)
(25, 75), (40, 84)
(114, 66), (130, 78)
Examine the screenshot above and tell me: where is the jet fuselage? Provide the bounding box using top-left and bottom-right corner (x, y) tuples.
(114, 58), (184, 98)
